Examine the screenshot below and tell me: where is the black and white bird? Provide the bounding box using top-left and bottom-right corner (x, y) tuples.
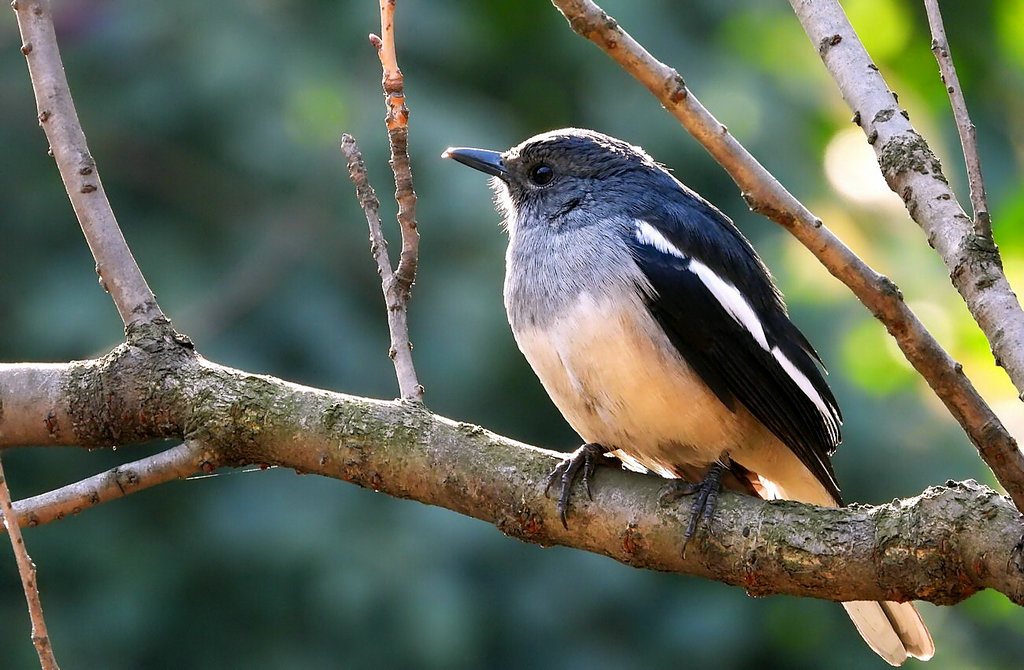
(444, 128), (933, 666)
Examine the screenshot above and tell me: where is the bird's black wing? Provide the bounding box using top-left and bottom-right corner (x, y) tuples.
(626, 185), (843, 502)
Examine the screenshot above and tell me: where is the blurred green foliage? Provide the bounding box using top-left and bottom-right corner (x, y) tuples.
(1, 0), (1022, 668)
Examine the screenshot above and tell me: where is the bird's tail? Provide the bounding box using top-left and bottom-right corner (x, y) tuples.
(739, 458), (935, 666)
(842, 601), (934, 666)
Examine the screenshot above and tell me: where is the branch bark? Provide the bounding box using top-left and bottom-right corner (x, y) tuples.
(1, 344), (1022, 607)
(548, 0), (1024, 512)
(13, 0), (164, 329)
(789, 0), (1024, 398)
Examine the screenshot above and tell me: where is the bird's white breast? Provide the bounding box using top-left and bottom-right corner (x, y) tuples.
(510, 288), (770, 476)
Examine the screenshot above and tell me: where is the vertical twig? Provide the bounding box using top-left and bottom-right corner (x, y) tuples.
(923, 0), (991, 239)
(0, 456), (60, 670)
(373, 0), (420, 295)
(13, 0), (165, 329)
(342, 134), (421, 400)
(341, 0), (423, 402)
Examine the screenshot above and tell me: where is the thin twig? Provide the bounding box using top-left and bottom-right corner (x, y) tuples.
(787, 0), (1024, 400)
(341, 0), (423, 402)
(341, 136), (392, 302)
(0, 455), (60, 670)
(341, 135), (422, 400)
(4, 442), (213, 532)
(548, 0), (1024, 511)
(923, 0), (992, 239)
(13, 0), (164, 329)
(373, 0), (421, 295)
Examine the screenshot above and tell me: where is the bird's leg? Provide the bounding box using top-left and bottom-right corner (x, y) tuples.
(544, 442), (609, 529)
(659, 461), (726, 555)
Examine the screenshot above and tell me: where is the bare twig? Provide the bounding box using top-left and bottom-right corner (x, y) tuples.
(13, 0), (164, 329)
(341, 135), (422, 400)
(548, 0), (1024, 511)
(5, 442), (214, 531)
(0, 455), (60, 670)
(923, 0), (991, 239)
(788, 0), (1024, 400)
(340, 0), (423, 402)
(373, 0), (421, 296)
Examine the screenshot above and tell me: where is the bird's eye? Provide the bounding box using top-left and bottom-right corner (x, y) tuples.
(529, 164), (554, 186)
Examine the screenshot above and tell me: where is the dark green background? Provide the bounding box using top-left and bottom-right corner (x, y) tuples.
(1, 1), (1022, 668)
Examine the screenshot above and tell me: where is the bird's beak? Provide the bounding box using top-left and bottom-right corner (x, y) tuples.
(442, 147), (508, 180)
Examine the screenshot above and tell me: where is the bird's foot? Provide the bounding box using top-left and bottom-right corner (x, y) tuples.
(544, 442), (609, 529)
(659, 461), (726, 556)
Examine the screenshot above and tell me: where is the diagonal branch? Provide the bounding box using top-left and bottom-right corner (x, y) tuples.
(11, 441), (214, 529)
(13, 0), (165, 329)
(788, 0), (1024, 399)
(547, 0), (1024, 512)
(0, 455), (60, 669)
(923, 0), (991, 239)
(1, 354), (1023, 606)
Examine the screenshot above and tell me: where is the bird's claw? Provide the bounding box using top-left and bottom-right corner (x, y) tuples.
(544, 442), (607, 529)
(659, 461), (725, 556)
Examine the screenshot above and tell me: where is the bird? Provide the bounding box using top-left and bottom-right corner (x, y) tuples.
(443, 128), (933, 666)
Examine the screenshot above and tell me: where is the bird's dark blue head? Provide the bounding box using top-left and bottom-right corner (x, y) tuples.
(444, 128), (675, 234)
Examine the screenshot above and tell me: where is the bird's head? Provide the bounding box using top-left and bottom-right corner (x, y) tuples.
(444, 128), (669, 235)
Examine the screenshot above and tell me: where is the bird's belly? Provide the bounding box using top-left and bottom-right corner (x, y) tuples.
(512, 291), (765, 474)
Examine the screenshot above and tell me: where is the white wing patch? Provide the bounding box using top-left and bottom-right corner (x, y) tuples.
(635, 219), (686, 259)
(688, 259), (771, 352)
(771, 346), (840, 431)
(634, 219), (838, 429)
(635, 219), (769, 351)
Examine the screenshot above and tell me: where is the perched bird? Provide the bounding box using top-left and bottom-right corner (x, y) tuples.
(444, 128), (933, 666)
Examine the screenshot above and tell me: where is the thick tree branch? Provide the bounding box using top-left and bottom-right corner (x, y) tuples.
(1, 346), (1022, 606)
(13, 0), (164, 329)
(789, 0), (1024, 398)
(548, 0), (1024, 512)
(0, 455), (59, 670)
(923, 0), (991, 240)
